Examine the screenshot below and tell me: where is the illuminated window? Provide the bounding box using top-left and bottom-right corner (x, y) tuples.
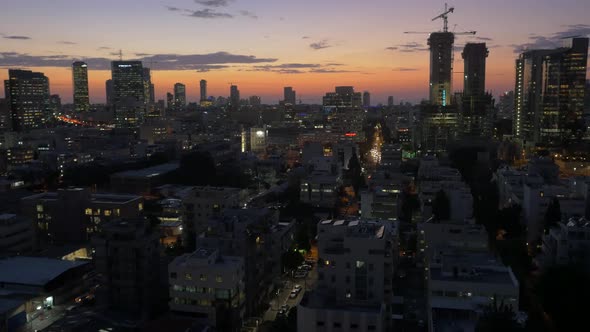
(36, 204), (43, 212)
(85, 208), (92, 215)
(185, 273), (192, 280)
(200, 274), (207, 281)
(216, 275), (223, 283)
(138, 203), (144, 211)
(104, 210), (112, 216)
(115, 209), (121, 216)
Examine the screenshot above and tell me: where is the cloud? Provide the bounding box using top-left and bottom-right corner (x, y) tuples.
(247, 63), (348, 74)
(512, 24), (590, 53)
(0, 51), (277, 71)
(194, 0), (233, 7)
(186, 9), (233, 18)
(57, 41), (77, 45)
(309, 40), (332, 50)
(385, 47), (398, 51)
(166, 6), (182, 11)
(475, 37), (493, 41)
(392, 67), (418, 72)
(194, 64), (230, 72)
(97, 46), (112, 50)
(309, 68), (356, 73)
(134, 52), (153, 57)
(396, 42), (429, 52)
(3, 35), (31, 40)
(239, 10), (258, 19)
(302, 36), (310, 39)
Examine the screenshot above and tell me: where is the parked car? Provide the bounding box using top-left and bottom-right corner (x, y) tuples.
(289, 290), (298, 298)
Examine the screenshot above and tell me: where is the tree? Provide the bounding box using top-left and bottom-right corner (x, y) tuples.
(294, 223), (311, 252)
(282, 249), (304, 271)
(432, 190), (450, 221)
(475, 300), (524, 332)
(543, 198), (561, 234)
(346, 152), (364, 193)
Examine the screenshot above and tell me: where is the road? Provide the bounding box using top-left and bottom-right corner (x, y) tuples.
(263, 263), (318, 322)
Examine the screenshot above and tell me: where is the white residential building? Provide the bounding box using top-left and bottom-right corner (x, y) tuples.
(536, 217), (590, 269)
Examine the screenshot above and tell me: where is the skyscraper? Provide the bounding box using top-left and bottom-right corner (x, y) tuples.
(514, 37), (589, 146)
(284, 86), (296, 105)
(166, 92), (174, 110)
(142, 68), (154, 104)
(5, 69), (50, 131)
(72, 61), (89, 112)
(105, 79), (114, 106)
(428, 32), (454, 106)
(174, 83), (186, 108)
(388, 96), (394, 107)
(230, 85), (240, 109)
(460, 43), (493, 137)
(322, 86), (362, 109)
(363, 91), (371, 107)
(200, 79), (207, 102)
(111, 61), (145, 128)
(462, 43), (488, 97)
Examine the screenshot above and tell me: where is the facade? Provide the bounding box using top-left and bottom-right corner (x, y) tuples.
(462, 43), (488, 97)
(300, 171), (341, 208)
(323, 86), (363, 109)
(21, 188), (143, 246)
(428, 32), (454, 106)
(72, 61), (90, 113)
(93, 219), (160, 318)
(284, 86), (296, 105)
(514, 38), (589, 146)
(419, 105), (460, 153)
(387, 96), (394, 107)
(143, 68), (154, 104)
(298, 218), (399, 332)
(105, 79), (114, 106)
(111, 61), (145, 128)
(169, 248), (245, 331)
(5, 69), (50, 131)
(460, 43), (493, 137)
(200, 80), (207, 102)
(0, 213), (34, 256)
(249, 126), (268, 153)
(174, 83), (187, 109)
(110, 162), (180, 195)
(536, 217), (590, 270)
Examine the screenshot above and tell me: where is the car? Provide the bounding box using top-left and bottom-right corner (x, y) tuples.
(289, 290), (298, 298)
(293, 284), (302, 291)
(300, 264), (312, 271)
(294, 271), (307, 279)
(278, 304), (290, 315)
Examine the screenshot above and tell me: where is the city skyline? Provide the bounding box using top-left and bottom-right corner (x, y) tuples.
(0, 0), (589, 104)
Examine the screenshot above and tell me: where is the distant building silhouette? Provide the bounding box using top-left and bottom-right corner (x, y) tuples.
(284, 86), (296, 105)
(72, 61), (89, 112)
(428, 32), (454, 106)
(363, 91), (371, 107)
(200, 79), (207, 102)
(174, 83), (186, 109)
(111, 61), (145, 128)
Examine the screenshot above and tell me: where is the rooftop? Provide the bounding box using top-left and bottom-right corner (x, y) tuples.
(111, 162), (179, 179)
(0, 257), (88, 287)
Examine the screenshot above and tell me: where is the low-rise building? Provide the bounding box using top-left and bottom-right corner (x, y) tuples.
(0, 214), (34, 256)
(300, 171), (340, 208)
(536, 217), (590, 270)
(110, 162), (179, 195)
(169, 248), (245, 331)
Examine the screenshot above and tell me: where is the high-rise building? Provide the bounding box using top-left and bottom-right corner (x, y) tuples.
(387, 96), (394, 107)
(428, 32), (454, 106)
(105, 79), (114, 106)
(514, 37), (589, 146)
(363, 91), (371, 107)
(460, 43), (493, 137)
(4, 69), (50, 131)
(174, 83), (186, 108)
(166, 92), (174, 110)
(284, 87), (296, 105)
(322, 86), (362, 109)
(72, 61), (90, 112)
(49, 94), (61, 115)
(230, 85), (240, 109)
(142, 68), (154, 104)
(200, 79), (207, 102)
(111, 61), (145, 128)
(249, 95), (261, 107)
(462, 43), (488, 97)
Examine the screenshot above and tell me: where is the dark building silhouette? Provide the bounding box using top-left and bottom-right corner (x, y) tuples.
(174, 83), (186, 108)
(200, 79), (207, 102)
(111, 61), (145, 128)
(284, 86), (296, 105)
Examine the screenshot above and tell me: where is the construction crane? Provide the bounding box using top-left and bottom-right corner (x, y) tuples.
(432, 3), (454, 32)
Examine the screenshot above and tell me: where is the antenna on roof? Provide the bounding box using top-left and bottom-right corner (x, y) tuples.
(119, 49), (123, 61)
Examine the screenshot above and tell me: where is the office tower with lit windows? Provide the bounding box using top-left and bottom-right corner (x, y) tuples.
(363, 91), (371, 107)
(72, 61), (90, 112)
(428, 32), (454, 106)
(284, 86), (296, 105)
(111, 61), (145, 128)
(166, 92), (174, 110)
(514, 37), (589, 146)
(230, 85), (240, 110)
(143, 68), (154, 104)
(322, 86), (362, 109)
(174, 83), (186, 109)
(4, 69), (50, 131)
(200, 79), (207, 102)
